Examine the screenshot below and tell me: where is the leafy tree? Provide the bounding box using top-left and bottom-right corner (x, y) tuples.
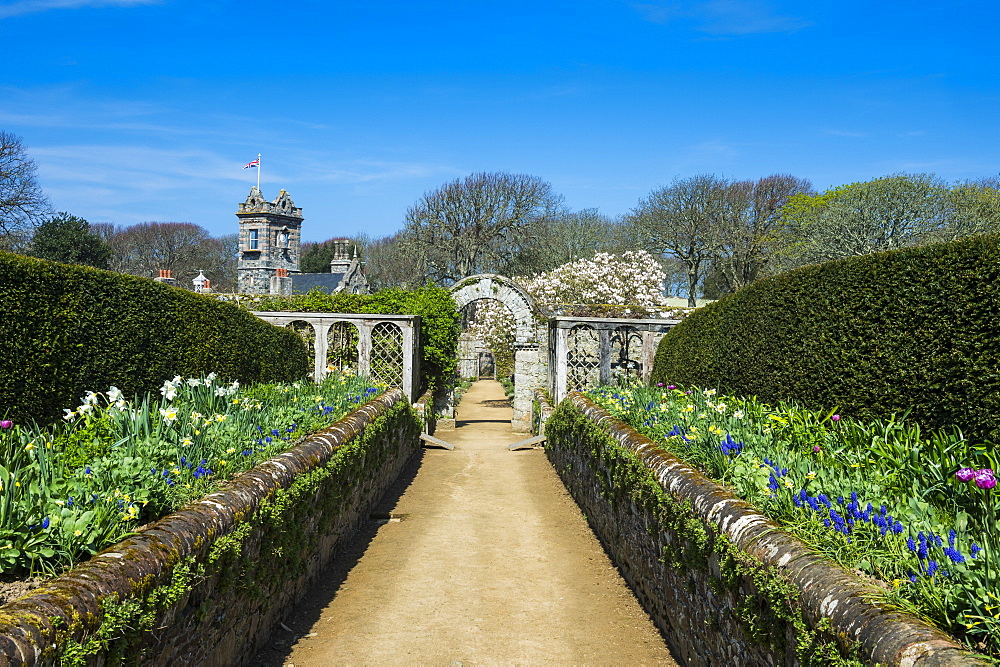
(300, 236), (363, 273)
(940, 177), (1000, 241)
(28, 212), (111, 269)
(776, 173), (951, 269)
(402, 171), (564, 284)
(625, 174), (730, 307)
(0, 131), (51, 250)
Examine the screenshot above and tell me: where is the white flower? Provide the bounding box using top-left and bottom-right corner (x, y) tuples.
(159, 407), (178, 421)
(215, 387), (228, 397)
(171, 375), (183, 385)
(733, 410), (745, 419)
(77, 404), (93, 415)
(187, 378), (202, 387)
(82, 390), (99, 406)
(63, 408), (76, 421)
(106, 386), (122, 402)
(161, 386), (178, 401)
(206, 372), (217, 382)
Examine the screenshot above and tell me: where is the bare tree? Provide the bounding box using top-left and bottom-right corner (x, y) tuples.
(0, 131), (51, 250)
(402, 172), (564, 284)
(504, 208), (623, 276)
(362, 232), (425, 290)
(109, 222), (236, 290)
(713, 174), (813, 293)
(625, 174), (730, 307)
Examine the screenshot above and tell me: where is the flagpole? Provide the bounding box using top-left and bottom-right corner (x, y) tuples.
(257, 153), (261, 191)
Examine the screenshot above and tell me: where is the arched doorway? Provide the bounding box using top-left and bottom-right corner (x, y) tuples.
(449, 275), (545, 432)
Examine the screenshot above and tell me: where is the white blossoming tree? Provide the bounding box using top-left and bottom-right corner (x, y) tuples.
(465, 251), (688, 378)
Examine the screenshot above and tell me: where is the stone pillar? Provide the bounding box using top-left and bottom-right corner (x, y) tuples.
(512, 345), (538, 432)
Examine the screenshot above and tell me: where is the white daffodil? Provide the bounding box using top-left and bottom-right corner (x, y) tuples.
(206, 372), (218, 382)
(107, 386), (122, 402)
(159, 407), (178, 422)
(187, 378), (202, 387)
(63, 408), (77, 421)
(82, 390), (99, 405)
(77, 404), (94, 415)
(171, 375), (183, 385)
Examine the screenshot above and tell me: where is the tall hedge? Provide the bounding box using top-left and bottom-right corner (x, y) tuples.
(651, 235), (1000, 443)
(244, 285), (461, 391)
(0, 252), (308, 425)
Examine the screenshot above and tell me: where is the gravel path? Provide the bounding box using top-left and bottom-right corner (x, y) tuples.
(253, 380), (677, 666)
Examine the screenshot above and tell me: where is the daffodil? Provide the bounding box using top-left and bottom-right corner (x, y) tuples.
(159, 407), (178, 421)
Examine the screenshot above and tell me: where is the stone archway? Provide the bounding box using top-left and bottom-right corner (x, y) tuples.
(450, 275), (546, 432)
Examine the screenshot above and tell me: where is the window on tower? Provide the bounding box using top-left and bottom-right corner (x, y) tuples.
(249, 229), (259, 250)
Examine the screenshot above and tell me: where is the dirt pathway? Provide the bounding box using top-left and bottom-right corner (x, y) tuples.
(254, 380), (677, 666)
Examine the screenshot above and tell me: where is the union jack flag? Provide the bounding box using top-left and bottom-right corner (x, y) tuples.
(243, 158), (259, 169)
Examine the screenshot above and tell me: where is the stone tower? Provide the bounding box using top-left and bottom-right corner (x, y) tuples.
(236, 187), (303, 294)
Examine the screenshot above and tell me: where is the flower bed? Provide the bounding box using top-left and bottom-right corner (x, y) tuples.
(0, 372), (381, 578)
(587, 384), (999, 657)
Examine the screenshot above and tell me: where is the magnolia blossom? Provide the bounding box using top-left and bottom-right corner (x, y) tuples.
(519, 250), (683, 313)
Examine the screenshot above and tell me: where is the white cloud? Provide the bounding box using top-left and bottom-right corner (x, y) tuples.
(630, 0), (812, 35)
(0, 0), (157, 19)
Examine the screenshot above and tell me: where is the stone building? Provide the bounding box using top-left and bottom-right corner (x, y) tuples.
(236, 187), (303, 295)
(236, 188), (369, 295)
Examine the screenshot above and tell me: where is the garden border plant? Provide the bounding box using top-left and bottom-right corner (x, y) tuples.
(651, 234), (1000, 444)
(542, 391), (980, 665)
(0, 251), (308, 426)
(0, 388), (421, 664)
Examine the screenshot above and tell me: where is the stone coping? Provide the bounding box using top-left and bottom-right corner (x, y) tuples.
(565, 392), (981, 666)
(0, 389), (405, 665)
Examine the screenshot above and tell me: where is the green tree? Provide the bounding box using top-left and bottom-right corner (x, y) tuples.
(776, 173), (951, 269)
(29, 212), (111, 269)
(300, 237), (363, 273)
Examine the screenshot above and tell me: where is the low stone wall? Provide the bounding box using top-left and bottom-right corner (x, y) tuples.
(543, 392), (980, 666)
(0, 389), (421, 666)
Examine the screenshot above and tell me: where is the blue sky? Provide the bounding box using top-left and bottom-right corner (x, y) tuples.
(1, 0), (997, 242)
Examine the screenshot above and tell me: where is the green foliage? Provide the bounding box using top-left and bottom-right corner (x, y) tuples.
(0, 373), (379, 575)
(544, 398), (858, 664)
(29, 213), (111, 269)
(246, 284), (461, 391)
(651, 234), (1000, 445)
(0, 251), (308, 425)
(55, 397), (419, 664)
(591, 384), (998, 655)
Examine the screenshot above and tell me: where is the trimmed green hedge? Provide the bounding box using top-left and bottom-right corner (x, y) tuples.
(0, 252), (308, 425)
(651, 235), (1000, 443)
(245, 285), (461, 392)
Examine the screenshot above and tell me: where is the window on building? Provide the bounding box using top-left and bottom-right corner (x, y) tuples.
(249, 229), (259, 250)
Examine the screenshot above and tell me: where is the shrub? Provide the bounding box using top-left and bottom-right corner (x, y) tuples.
(0, 252), (308, 425)
(651, 234), (1000, 443)
(244, 285), (461, 391)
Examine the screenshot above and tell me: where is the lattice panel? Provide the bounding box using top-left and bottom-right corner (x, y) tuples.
(326, 321), (359, 375)
(610, 326), (643, 384)
(285, 321), (315, 358)
(567, 325), (600, 392)
(371, 322), (404, 386)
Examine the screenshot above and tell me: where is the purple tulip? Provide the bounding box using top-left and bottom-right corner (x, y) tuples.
(667, 385), (676, 390)
(0, 420), (11, 429)
(830, 414), (840, 422)
(813, 445), (821, 453)
(656, 382), (664, 387)
(955, 467), (976, 482)
(974, 469), (997, 490)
